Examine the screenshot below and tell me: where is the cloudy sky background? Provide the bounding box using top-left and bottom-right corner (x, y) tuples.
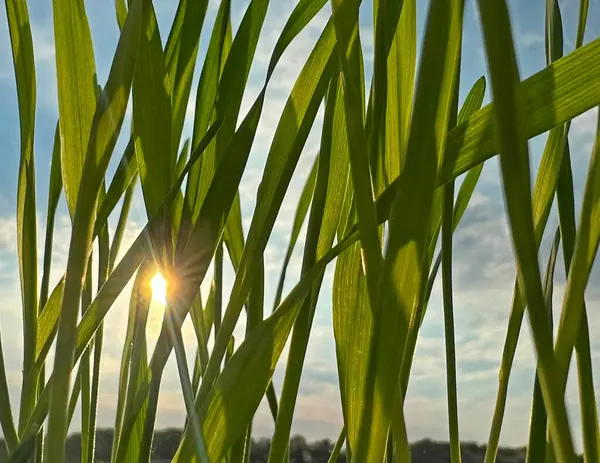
(1, 0), (600, 449)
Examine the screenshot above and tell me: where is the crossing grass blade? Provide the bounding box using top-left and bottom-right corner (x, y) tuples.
(476, 0), (576, 460)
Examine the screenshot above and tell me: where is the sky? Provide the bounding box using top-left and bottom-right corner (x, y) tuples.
(1, 0), (600, 450)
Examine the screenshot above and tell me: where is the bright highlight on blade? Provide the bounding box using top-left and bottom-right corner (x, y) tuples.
(150, 272), (168, 305)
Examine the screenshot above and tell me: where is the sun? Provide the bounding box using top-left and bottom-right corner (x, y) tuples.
(150, 271), (168, 305)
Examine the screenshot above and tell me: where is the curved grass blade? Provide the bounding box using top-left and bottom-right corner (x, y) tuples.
(476, 0), (576, 459)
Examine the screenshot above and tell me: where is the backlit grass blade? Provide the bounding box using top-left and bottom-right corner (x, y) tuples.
(183, 0), (230, 222)
(394, 77), (485, 401)
(132, 0), (173, 222)
(0, 330), (18, 451)
(269, 71), (348, 461)
(174, 22), (338, 460)
(177, 138), (190, 177)
(45, 0), (144, 456)
(384, 0), (415, 182)
(553, 94), (600, 427)
(327, 428), (346, 463)
(94, 138), (137, 237)
(5, 0), (39, 431)
(476, 0), (576, 459)
(441, 59), (461, 463)
(165, 0), (209, 158)
(34, 278), (65, 373)
(115, 0), (127, 29)
(272, 159), (318, 311)
(164, 304), (209, 462)
(173, 237), (354, 463)
(355, 0), (463, 458)
(556, 143), (600, 461)
(330, 0), (382, 302)
(85, 187), (111, 463)
(179, 19), (337, 425)
(39, 123), (63, 305)
(80, 260), (93, 463)
(526, 226), (560, 463)
(52, 0), (97, 218)
(483, 2), (588, 457)
(115, 263), (153, 463)
(109, 178), (137, 271)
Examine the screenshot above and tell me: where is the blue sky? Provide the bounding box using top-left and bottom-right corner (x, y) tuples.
(1, 0), (600, 449)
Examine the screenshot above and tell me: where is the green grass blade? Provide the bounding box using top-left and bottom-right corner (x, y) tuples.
(269, 72), (347, 461)
(476, 0), (576, 459)
(272, 159), (318, 311)
(177, 24), (337, 452)
(115, 0), (127, 29)
(384, 0), (415, 181)
(173, 237), (351, 463)
(45, 1), (144, 456)
(355, 0), (463, 458)
(330, 0), (382, 302)
(133, 0), (173, 220)
(0, 330), (18, 451)
(183, 0), (230, 222)
(5, 0), (39, 431)
(94, 138), (137, 237)
(557, 141), (600, 461)
(109, 178), (137, 271)
(441, 68), (461, 463)
(166, 0), (209, 158)
(553, 99), (600, 430)
(177, 138), (191, 177)
(115, 263), (152, 463)
(526, 226), (560, 463)
(34, 279), (66, 364)
(52, 0), (97, 218)
(165, 307), (209, 462)
(327, 427), (346, 463)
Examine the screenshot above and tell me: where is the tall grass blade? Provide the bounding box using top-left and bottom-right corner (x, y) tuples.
(525, 227), (560, 463)
(5, 0), (39, 431)
(476, 0), (576, 459)
(45, 0), (144, 455)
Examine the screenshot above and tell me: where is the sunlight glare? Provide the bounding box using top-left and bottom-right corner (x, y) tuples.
(150, 272), (168, 305)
